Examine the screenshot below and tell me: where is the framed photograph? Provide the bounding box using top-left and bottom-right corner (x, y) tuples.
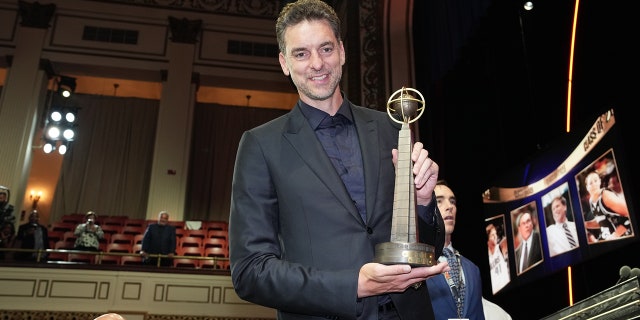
(574, 149), (633, 243)
(541, 182), (579, 257)
(485, 214), (510, 294)
(511, 201), (543, 275)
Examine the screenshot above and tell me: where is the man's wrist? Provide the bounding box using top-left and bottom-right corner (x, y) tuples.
(417, 192), (437, 225)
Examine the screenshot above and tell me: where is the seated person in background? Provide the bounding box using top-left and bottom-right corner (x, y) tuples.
(14, 210), (49, 261)
(0, 186), (15, 235)
(0, 221), (15, 260)
(140, 210), (176, 267)
(74, 211), (104, 251)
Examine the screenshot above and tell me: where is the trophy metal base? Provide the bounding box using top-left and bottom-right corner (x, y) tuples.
(374, 242), (436, 267)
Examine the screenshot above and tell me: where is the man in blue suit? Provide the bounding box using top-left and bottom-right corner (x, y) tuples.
(229, 1), (448, 319)
(427, 180), (485, 319)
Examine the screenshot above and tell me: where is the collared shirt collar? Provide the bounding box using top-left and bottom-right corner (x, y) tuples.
(298, 97), (353, 130)
(446, 244), (459, 256)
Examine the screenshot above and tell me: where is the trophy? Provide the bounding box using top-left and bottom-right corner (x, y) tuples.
(373, 87), (436, 267)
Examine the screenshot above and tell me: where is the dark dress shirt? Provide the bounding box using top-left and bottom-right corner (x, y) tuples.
(141, 223), (177, 266)
(15, 222), (49, 261)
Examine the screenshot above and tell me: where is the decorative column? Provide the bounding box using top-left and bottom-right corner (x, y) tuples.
(146, 17), (201, 221)
(0, 1), (55, 221)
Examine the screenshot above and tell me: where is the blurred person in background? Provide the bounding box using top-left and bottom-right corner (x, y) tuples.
(0, 221), (15, 260)
(426, 180), (485, 319)
(74, 211), (104, 251)
(14, 210), (49, 261)
(141, 210), (176, 267)
(0, 186), (15, 235)
(94, 313), (125, 320)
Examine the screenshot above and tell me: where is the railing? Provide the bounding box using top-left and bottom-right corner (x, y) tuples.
(0, 247), (230, 270)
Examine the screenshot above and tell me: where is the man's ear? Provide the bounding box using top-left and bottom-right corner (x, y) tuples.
(279, 52), (290, 76)
(339, 40), (345, 67)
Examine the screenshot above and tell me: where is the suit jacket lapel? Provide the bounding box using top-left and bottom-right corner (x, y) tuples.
(460, 258), (472, 314)
(283, 104), (361, 222)
(352, 106), (380, 223)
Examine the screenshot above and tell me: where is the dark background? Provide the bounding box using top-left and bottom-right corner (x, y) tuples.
(413, 0), (637, 318)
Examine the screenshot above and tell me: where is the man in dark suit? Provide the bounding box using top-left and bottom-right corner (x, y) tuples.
(141, 211), (176, 267)
(426, 180), (486, 319)
(14, 210), (49, 262)
(229, 1), (447, 319)
(0, 186), (15, 235)
(514, 211), (543, 274)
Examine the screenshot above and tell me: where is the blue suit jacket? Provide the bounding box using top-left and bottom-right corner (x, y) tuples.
(426, 255), (485, 320)
(230, 100), (445, 320)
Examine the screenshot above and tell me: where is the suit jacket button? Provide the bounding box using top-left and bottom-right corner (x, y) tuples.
(367, 227), (373, 234)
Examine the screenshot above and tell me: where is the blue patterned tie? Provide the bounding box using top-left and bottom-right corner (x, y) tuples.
(563, 223), (577, 248)
(444, 248), (465, 317)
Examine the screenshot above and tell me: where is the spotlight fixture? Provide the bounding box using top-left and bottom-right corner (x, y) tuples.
(45, 125), (61, 140)
(43, 139), (56, 154)
(42, 139), (72, 155)
(42, 75), (79, 155)
(62, 128), (75, 140)
(45, 107), (77, 141)
(65, 111), (76, 123)
(58, 142), (68, 155)
(58, 76), (77, 98)
(50, 110), (62, 122)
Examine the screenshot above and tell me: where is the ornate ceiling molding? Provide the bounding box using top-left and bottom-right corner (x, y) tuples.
(92, 0), (280, 18)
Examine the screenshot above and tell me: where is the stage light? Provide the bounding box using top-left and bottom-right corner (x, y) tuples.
(43, 141), (55, 154)
(62, 128), (75, 140)
(49, 110), (62, 122)
(65, 111), (76, 123)
(42, 76), (79, 155)
(46, 125), (61, 140)
(58, 76), (77, 98)
(58, 143), (68, 155)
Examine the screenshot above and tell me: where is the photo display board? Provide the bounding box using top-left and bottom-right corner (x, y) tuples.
(482, 109), (637, 295)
